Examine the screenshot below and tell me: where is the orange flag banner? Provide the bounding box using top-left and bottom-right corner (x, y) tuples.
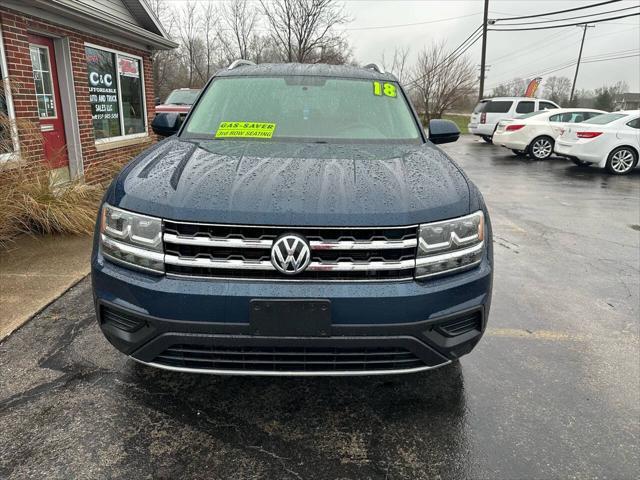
(524, 77), (542, 97)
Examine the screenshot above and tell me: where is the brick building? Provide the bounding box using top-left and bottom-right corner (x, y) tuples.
(0, 0), (176, 180)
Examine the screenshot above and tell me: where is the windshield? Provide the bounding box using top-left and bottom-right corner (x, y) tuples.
(165, 89), (200, 105)
(182, 76), (422, 143)
(583, 113), (626, 125)
(473, 101), (488, 113)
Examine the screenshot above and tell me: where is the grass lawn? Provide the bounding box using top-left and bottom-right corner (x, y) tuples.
(421, 114), (471, 134)
(442, 114), (470, 134)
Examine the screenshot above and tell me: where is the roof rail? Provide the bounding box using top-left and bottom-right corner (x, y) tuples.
(228, 59), (256, 70)
(363, 63), (385, 74)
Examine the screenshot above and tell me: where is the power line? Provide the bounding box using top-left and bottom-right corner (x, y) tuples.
(345, 12), (482, 31)
(487, 24), (640, 80)
(406, 32), (483, 89)
(486, 51), (639, 90)
(489, 28), (576, 65)
(492, 0), (622, 22)
(584, 48), (640, 60)
(404, 28), (483, 89)
(583, 53), (640, 62)
(489, 12), (640, 31)
(492, 5), (639, 26)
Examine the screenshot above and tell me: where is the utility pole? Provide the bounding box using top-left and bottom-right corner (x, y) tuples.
(570, 24), (594, 105)
(478, 0), (490, 100)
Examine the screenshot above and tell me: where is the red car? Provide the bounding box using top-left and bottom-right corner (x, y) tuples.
(155, 88), (200, 116)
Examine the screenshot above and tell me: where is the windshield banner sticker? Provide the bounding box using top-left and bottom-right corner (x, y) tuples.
(373, 81), (397, 98)
(215, 122), (276, 138)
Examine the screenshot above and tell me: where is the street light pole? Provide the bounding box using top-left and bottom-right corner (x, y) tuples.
(570, 24), (594, 105)
(478, 0), (490, 100)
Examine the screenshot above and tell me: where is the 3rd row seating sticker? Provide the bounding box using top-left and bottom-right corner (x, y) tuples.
(215, 122), (276, 138)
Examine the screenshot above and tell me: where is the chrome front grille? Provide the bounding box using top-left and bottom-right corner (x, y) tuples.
(163, 221), (418, 281)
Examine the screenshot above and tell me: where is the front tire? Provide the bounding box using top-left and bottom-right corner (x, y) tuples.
(482, 135), (493, 144)
(606, 146), (638, 175)
(528, 136), (554, 160)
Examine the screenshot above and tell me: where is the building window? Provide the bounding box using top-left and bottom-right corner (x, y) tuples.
(85, 44), (146, 142)
(0, 24), (18, 161)
(29, 45), (57, 118)
(0, 62), (11, 154)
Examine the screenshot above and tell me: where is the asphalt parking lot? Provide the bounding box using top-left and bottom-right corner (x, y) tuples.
(1, 135), (638, 480)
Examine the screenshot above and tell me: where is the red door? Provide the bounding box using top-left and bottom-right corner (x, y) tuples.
(28, 34), (68, 169)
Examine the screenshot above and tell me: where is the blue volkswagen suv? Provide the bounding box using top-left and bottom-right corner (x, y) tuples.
(91, 61), (493, 376)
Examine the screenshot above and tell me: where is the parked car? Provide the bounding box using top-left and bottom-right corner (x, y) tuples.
(555, 110), (640, 175)
(493, 108), (606, 159)
(468, 97), (560, 143)
(155, 88), (200, 116)
(92, 61), (493, 376)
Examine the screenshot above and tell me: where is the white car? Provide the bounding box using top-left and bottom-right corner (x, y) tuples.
(468, 97), (560, 143)
(493, 108), (606, 160)
(555, 110), (640, 175)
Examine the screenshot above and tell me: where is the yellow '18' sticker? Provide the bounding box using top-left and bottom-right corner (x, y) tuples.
(373, 81), (397, 98)
(215, 122), (276, 138)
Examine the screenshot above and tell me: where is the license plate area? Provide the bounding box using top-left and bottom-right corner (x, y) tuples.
(249, 299), (331, 337)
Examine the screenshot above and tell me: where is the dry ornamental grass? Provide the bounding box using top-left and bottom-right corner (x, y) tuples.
(0, 108), (131, 249)
(0, 163), (105, 248)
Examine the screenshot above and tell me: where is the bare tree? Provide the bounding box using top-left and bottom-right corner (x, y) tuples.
(542, 76), (572, 105)
(381, 46), (410, 85)
(147, 0), (180, 101)
(409, 41), (476, 123)
(259, 0), (351, 63)
(220, 0), (259, 62)
(491, 78), (528, 98)
(200, 1), (220, 81)
(176, 1), (202, 87)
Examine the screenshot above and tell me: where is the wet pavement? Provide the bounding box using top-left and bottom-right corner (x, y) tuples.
(1, 136), (639, 479)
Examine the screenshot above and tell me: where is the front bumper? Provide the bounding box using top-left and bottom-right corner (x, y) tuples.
(92, 250), (492, 376)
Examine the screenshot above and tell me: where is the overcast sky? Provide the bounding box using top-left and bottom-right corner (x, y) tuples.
(339, 0), (640, 93)
(166, 0), (640, 93)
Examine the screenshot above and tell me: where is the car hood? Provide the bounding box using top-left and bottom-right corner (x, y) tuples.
(110, 138), (470, 226)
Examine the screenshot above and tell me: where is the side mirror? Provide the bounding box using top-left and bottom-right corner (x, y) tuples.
(428, 119), (460, 145)
(151, 112), (182, 137)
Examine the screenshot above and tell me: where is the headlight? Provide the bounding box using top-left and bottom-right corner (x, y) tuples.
(415, 211), (485, 279)
(99, 204), (164, 273)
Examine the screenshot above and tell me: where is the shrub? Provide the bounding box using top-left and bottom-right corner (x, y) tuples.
(0, 110), (130, 249)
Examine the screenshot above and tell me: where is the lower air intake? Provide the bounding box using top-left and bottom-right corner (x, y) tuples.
(101, 306), (146, 333)
(436, 312), (482, 337)
(153, 344), (426, 373)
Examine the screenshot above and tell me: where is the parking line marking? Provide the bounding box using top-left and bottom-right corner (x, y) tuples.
(486, 328), (639, 346)
(487, 328), (581, 342)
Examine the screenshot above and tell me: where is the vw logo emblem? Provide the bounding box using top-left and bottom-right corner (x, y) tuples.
(271, 234), (311, 275)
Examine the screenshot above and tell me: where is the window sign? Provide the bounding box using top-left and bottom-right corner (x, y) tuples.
(118, 56), (139, 78)
(86, 46), (120, 139)
(85, 45), (146, 141)
(118, 55), (144, 135)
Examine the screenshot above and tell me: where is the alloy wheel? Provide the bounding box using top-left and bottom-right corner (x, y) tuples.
(610, 149), (635, 173)
(531, 138), (553, 159)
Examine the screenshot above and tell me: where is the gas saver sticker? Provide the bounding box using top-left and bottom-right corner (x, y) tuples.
(215, 122), (276, 138)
